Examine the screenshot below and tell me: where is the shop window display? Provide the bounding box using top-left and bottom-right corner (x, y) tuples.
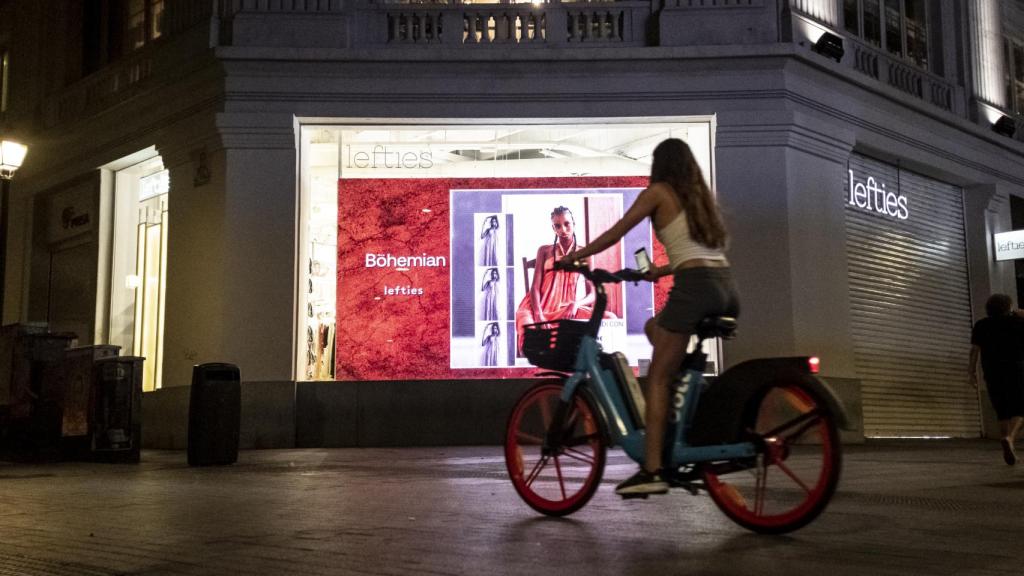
(298, 122), (719, 381)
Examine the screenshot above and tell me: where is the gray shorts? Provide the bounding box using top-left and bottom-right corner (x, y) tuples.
(656, 267), (740, 334)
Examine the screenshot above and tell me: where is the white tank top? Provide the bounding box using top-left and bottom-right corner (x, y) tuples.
(655, 211), (727, 269)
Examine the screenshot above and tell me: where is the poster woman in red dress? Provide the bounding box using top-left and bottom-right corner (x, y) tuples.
(515, 206), (595, 354)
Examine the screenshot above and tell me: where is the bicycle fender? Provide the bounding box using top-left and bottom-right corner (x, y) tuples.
(534, 370), (572, 379)
(687, 357), (849, 447)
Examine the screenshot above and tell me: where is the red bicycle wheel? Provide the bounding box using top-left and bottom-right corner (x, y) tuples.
(504, 381), (606, 516)
(702, 381), (841, 534)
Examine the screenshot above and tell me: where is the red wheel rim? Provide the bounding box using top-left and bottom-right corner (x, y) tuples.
(703, 384), (839, 531)
(504, 383), (605, 515)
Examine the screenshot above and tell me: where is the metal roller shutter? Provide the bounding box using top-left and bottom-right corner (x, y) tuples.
(844, 154), (979, 437)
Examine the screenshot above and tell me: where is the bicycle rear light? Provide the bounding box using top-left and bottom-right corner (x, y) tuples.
(808, 356), (821, 374)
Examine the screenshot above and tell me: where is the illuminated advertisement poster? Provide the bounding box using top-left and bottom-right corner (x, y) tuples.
(337, 176), (668, 380)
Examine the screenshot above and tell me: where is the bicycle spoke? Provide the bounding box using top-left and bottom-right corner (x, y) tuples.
(773, 458), (813, 494)
(524, 455), (549, 487)
(539, 396), (554, 429)
(762, 409), (823, 439)
(780, 412), (826, 444)
(754, 457), (767, 516)
(561, 446), (595, 464)
(516, 431), (544, 445)
(553, 456), (567, 499)
(564, 406), (580, 430)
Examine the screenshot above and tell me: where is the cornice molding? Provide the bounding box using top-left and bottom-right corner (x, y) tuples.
(716, 121), (853, 164)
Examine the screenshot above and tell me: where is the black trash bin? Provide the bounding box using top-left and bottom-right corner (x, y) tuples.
(188, 363), (240, 466)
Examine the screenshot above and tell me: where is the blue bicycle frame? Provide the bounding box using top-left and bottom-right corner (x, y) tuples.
(557, 332), (756, 472)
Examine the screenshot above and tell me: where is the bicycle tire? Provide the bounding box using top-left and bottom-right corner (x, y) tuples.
(701, 379), (842, 534)
(504, 380), (607, 516)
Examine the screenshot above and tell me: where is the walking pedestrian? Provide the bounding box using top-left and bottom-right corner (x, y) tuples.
(968, 293), (1024, 465)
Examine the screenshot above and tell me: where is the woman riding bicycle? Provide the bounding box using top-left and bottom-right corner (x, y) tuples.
(559, 138), (740, 496)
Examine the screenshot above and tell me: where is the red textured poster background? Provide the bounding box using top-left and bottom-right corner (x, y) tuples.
(336, 176), (667, 381)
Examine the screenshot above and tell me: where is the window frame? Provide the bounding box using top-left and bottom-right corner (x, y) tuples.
(844, 0), (931, 72)
(0, 49), (8, 115)
(1004, 36), (1024, 115)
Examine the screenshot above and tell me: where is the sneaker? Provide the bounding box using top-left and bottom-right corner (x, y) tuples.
(615, 468), (669, 496)
(1001, 438), (1017, 466)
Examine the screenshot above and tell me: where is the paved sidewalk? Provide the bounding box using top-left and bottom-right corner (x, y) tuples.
(0, 439), (1022, 576)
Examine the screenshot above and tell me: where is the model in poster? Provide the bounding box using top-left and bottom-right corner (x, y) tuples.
(481, 268), (500, 321)
(481, 322), (501, 366)
(479, 215), (500, 266)
(514, 206), (595, 354)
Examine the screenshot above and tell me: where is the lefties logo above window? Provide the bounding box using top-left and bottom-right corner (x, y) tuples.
(847, 169), (909, 220)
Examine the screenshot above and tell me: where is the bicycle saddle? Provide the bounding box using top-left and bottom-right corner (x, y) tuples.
(696, 316), (738, 340)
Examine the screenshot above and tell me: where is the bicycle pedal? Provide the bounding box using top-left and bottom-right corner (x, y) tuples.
(619, 493), (650, 500)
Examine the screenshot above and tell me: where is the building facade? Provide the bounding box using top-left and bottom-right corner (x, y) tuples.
(1, 0), (1023, 447)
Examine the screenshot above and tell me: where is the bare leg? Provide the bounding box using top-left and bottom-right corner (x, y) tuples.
(999, 418), (1021, 464)
(1006, 416), (1023, 441)
(642, 318), (690, 472)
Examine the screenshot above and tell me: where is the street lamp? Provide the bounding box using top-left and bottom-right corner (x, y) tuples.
(0, 139), (28, 317)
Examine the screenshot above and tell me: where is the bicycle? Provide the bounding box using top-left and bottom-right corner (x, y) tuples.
(504, 261), (846, 534)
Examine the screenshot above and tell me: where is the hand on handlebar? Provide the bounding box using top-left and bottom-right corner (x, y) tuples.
(556, 253), (589, 271)
(616, 269), (647, 284)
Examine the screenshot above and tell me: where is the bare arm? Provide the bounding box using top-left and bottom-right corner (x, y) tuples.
(645, 263), (674, 280)
(566, 186), (660, 261)
(529, 245), (549, 322)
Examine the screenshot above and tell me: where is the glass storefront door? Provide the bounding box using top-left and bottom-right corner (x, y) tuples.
(105, 155), (169, 392)
(132, 188), (168, 392)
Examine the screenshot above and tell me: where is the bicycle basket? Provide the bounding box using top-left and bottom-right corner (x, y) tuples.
(522, 320), (590, 371)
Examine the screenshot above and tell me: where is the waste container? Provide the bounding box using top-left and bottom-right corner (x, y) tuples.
(0, 324), (77, 460)
(90, 356), (143, 463)
(187, 363), (240, 466)
(61, 345), (121, 459)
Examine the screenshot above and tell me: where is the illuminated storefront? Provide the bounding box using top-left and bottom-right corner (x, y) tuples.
(11, 2), (1024, 449)
(297, 120), (723, 384)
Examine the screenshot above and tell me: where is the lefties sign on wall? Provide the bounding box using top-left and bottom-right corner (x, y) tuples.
(994, 230), (1024, 261)
(847, 169), (909, 220)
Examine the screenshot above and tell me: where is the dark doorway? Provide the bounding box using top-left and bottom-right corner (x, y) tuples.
(1011, 195), (1024, 306)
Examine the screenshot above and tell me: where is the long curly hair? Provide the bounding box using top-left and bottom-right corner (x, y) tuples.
(650, 138), (728, 249)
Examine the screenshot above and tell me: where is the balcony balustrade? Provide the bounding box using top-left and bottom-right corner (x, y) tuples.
(365, 2), (647, 46)
(39, 0), (973, 128)
(850, 40), (959, 114)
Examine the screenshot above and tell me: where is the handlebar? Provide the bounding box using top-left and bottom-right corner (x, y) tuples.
(553, 259), (647, 285)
